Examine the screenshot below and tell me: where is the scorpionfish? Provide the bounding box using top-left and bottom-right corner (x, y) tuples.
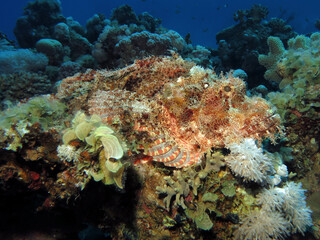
(57, 55), (283, 168)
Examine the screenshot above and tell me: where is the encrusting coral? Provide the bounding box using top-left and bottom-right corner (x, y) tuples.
(57, 54), (283, 169)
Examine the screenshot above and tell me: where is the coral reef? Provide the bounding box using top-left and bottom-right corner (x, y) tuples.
(0, 73), (52, 109)
(14, 0), (65, 48)
(85, 14), (109, 43)
(259, 32), (320, 238)
(1, 2), (318, 239)
(92, 22), (185, 68)
(0, 55), (314, 240)
(0, 49), (48, 74)
(214, 4), (296, 88)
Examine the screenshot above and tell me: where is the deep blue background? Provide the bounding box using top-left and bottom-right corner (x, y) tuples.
(1, 0), (319, 47)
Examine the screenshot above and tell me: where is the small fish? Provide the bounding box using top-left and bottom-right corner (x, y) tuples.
(217, 3), (229, 11)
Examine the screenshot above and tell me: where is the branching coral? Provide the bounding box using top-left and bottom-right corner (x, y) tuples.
(258, 36), (285, 83)
(156, 170), (190, 210)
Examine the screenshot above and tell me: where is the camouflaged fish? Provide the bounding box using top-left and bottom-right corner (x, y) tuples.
(57, 55), (283, 168)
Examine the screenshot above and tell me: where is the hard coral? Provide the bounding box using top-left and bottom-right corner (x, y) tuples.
(57, 55), (283, 168)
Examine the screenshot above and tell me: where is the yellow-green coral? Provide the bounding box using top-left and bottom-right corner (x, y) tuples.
(0, 95), (67, 130)
(185, 201), (215, 230)
(258, 36), (285, 83)
(0, 95), (67, 151)
(260, 33), (320, 122)
(156, 150), (227, 230)
(59, 111), (127, 189)
(62, 111), (124, 159)
(94, 149), (129, 189)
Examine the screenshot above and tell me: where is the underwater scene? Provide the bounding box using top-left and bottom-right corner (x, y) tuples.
(0, 0), (320, 239)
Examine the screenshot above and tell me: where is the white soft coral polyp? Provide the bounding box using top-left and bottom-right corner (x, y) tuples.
(225, 138), (272, 183)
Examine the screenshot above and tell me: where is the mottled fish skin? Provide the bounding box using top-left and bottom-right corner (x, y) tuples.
(58, 55), (284, 168)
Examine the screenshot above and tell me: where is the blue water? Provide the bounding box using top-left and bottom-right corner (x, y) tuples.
(1, 0), (319, 47)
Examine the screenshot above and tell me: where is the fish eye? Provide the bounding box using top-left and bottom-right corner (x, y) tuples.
(224, 86), (231, 92)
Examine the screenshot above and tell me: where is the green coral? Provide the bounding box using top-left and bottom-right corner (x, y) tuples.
(0, 95), (66, 130)
(202, 192), (219, 202)
(156, 150), (226, 231)
(221, 180), (237, 197)
(185, 202), (214, 230)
